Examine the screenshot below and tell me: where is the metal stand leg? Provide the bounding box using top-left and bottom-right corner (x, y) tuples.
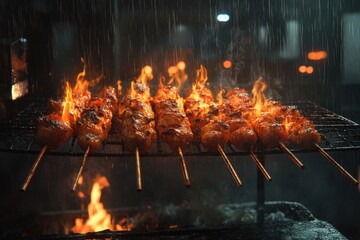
(257, 151), (265, 224)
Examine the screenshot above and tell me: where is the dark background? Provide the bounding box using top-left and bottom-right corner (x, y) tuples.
(0, 0), (360, 239)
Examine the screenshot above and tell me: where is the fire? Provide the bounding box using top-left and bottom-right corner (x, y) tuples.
(128, 66), (154, 99)
(186, 65), (212, 114)
(71, 176), (133, 234)
(251, 79), (268, 116)
(195, 65), (208, 89)
(117, 80), (122, 96)
(138, 65), (153, 86)
(187, 65), (208, 102)
(168, 61), (188, 89)
(216, 89), (225, 106)
(74, 61), (89, 93)
(62, 81), (74, 120)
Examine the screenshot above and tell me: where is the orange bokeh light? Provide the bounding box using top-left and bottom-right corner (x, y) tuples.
(306, 66), (314, 74)
(298, 65), (307, 73)
(223, 60), (232, 69)
(307, 51), (327, 60)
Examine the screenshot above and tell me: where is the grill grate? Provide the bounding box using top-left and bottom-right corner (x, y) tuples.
(0, 100), (359, 157)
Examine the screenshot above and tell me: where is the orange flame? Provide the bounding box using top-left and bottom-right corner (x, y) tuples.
(195, 65), (208, 89)
(137, 65), (153, 86)
(62, 81), (74, 120)
(216, 89), (225, 106)
(130, 81), (136, 99)
(71, 176), (133, 233)
(117, 80), (122, 96)
(251, 79), (268, 116)
(74, 61), (89, 93)
(168, 61), (188, 89)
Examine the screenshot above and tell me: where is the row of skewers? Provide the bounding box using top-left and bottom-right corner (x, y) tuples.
(21, 65), (359, 192)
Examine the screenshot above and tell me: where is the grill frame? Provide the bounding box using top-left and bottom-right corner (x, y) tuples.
(0, 100), (359, 157)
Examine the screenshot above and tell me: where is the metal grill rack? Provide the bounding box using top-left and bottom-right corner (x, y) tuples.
(0, 100), (359, 157)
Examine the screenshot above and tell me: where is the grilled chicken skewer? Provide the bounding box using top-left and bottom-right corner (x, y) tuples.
(269, 101), (357, 184)
(184, 65), (242, 186)
(21, 81), (91, 191)
(71, 86), (118, 192)
(117, 66), (157, 191)
(153, 76), (193, 187)
(226, 87), (303, 170)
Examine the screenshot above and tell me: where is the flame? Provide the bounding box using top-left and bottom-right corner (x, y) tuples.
(177, 97), (184, 110)
(195, 65), (208, 89)
(187, 65), (208, 102)
(168, 61), (188, 89)
(137, 65), (153, 86)
(251, 79), (268, 116)
(71, 176), (133, 234)
(62, 81), (74, 120)
(74, 61), (89, 93)
(117, 80), (122, 96)
(130, 81), (136, 99)
(216, 89), (225, 106)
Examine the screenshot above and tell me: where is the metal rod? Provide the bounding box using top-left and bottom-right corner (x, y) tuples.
(135, 147), (142, 192)
(278, 142), (304, 169)
(20, 145), (48, 191)
(217, 145), (242, 187)
(315, 143), (359, 185)
(71, 146), (90, 192)
(249, 151), (272, 181)
(178, 146), (191, 188)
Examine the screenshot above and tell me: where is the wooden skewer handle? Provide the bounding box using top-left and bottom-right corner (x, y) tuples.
(71, 146), (90, 192)
(315, 143), (359, 185)
(217, 145), (242, 187)
(135, 147), (142, 192)
(20, 145), (48, 191)
(278, 142), (304, 169)
(178, 147), (191, 188)
(249, 152), (272, 181)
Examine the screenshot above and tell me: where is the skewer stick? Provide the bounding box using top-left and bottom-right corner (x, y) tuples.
(178, 146), (191, 188)
(135, 147), (142, 192)
(315, 143), (359, 185)
(71, 146), (91, 192)
(249, 151), (272, 181)
(20, 145), (48, 191)
(217, 145), (242, 187)
(278, 142), (304, 169)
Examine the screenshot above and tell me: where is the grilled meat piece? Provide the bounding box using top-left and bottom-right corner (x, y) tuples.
(269, 101), (321, 149)
(251, 113), (288, 148)
(35, 87), (91, 150)
(118, 83), (157, 153)
(227, 119), (258, 151)
(200, 120), (229, 151)
(76, 86), (117, 151)
(35, 113), (73, 150)
(153, 85), (193, 152)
